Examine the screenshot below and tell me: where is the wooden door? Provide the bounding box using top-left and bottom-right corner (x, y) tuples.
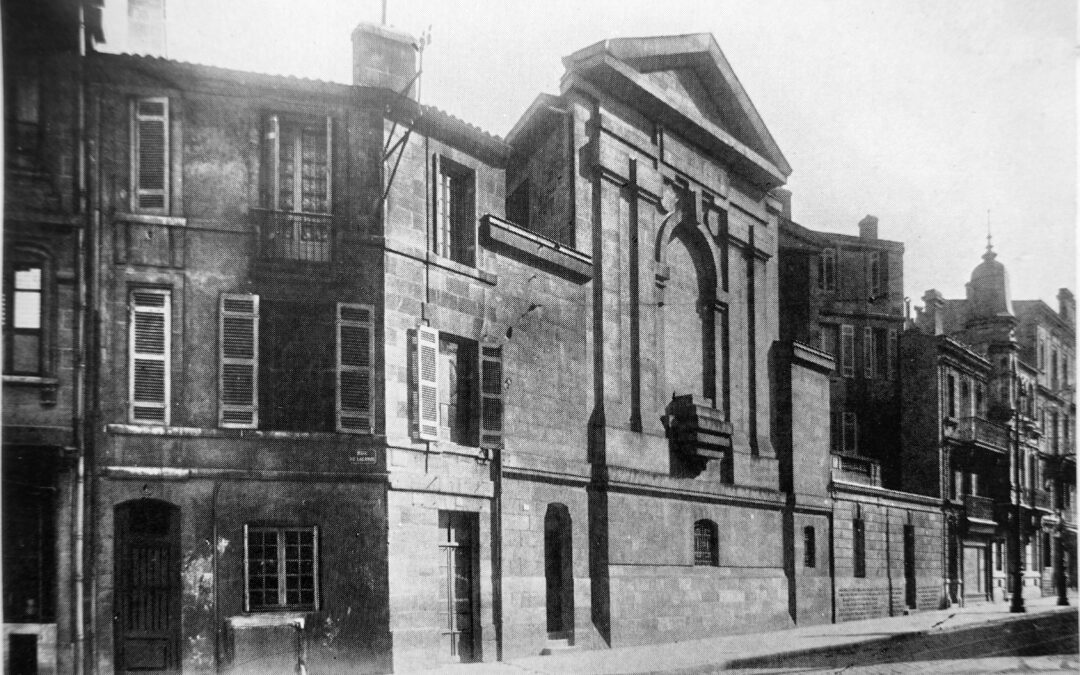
(115, 501), (181, 674)
(438, 512), (479, 663)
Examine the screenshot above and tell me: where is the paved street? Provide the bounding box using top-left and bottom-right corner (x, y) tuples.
(433, 593), (1078, 674)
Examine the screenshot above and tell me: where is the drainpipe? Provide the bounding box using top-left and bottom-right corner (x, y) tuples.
(72, 4), (90, 673)
(491, 446), (504, 661)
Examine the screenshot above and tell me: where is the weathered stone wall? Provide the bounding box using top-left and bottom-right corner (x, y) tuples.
(832, 490), (944, 622)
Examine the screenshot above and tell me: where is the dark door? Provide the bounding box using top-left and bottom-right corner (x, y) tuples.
(544, 504), (574, 640)
(903, 524), (917, 609)
(438, 511), (479, 663)
(115, 500), (181, 674)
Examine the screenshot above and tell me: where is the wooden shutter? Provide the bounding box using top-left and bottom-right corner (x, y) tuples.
(887, 329), (898, 380)
(337, 303), (374, 434)
(479, 344), (504, 449)
(219, 293), (259, 428)
(133, 97), (169, 212)
(841, 324), (854, 377)
(416, 326), (439, 441)
(130, 289), (170, 424)
(863, 327), (875, 379)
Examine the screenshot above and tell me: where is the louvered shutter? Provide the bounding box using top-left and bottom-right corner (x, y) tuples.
(133, 98), (169, 212)
(479, 344), (504, 449)
(840, 324), (854, 378)
(337, 303), (374, 434)
(863, 327), (875, 379)
(129, 289), (170, 424)
(416, 326), (439, 441)
(219, 293), (259, 428)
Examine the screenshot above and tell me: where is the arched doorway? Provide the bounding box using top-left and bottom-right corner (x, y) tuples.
(544, 504), (574, 641)
(114, 499), (181, 674)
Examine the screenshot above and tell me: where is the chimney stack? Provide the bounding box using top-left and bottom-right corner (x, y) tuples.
(921, 289), (945, 335)
(128, 0), (167, 56)
(352, 23), (418, 99)
(859, 215), (878, 240)
(1058, 288), (1075, 326)
(773, 188), (792, 220)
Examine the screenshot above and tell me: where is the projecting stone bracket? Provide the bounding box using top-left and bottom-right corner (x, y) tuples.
(662, 394), (733, 476)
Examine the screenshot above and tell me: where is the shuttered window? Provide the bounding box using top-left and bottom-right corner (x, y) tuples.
(840, 324), (855, 378)
(804, 526), (816, 568)
(129, 289), (170, 424)
(887, 329), (898, 380)
(337, 303), (374, 434)
(416, 326), (440, 441)
(863, 327), (875, 379)
(479, 345), (504, 449)
(219, 294), (259, 428)
(133, 98), (169, 213)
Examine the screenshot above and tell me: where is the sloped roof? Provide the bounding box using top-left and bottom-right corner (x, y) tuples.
(562, 33), (790, 189)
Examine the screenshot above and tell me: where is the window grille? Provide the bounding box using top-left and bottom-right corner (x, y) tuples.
(244, 525), (319, 611)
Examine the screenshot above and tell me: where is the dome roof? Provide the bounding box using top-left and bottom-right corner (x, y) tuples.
(966, 239), (1013, 320)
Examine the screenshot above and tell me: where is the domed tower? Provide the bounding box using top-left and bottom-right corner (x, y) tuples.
(962, 237), (1019, 422)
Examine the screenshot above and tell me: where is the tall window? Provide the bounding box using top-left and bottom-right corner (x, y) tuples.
(4, 260), (44, 375)
(819, 248), (836, 291)
(853, 517), (866, 578)
(434, 156), (476, 266)
(887, 329), (898, 380)
(863, 327), (875, 379)
(840, 324), (855, 378)
(819, 324), (839, 359)
(414, 328), (503, 449)
(1052, 350), (1059, 389)
(868, 251), (881, 297)
(132, 97), (169, 213)
(804, 526), (816, 568)
(6, 70), (40, 169)
(947, 374), (957, 418)
(129, 289), (171, 424)
(259, 114), (333, 262)
(842, 412), (858, 454)
(244, 525), (319, 612)
(693, 520), (718, 566)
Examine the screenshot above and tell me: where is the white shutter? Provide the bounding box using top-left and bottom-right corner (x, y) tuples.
(129, 289), (171, 424)
(416, 326), (439, 441)
(479, 344), (504, 449)
(337, 303), (374, 434)
(133, 97), (169, 212)
(219, 293), (259, 428)
(841, 324), (854, 378)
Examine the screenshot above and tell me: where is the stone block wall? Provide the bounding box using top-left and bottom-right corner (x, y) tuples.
(832, 490), (943, 622)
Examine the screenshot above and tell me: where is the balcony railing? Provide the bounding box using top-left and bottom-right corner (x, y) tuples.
(253, 208), (332, 263)
(952, 417), (1010, 453)
(831, 453), (881, 487)
(962, 494), (995, 521)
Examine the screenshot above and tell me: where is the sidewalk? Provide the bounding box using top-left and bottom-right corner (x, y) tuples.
(432, 592), (1078, 674)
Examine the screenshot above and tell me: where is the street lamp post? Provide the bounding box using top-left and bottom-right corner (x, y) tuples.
(1009, 375), (1026, 614)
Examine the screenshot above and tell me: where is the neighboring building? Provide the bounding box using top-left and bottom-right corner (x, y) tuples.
(779, 203), (943, 621)
(778, 208), (905, 487)
(906, 242), (1076, 609)
(2, 1), (103, 673)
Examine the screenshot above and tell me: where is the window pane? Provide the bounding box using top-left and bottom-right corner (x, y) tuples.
(14, 267), (41, 290)
(13, 290), (40, 329)
(12, 334), (40, 373)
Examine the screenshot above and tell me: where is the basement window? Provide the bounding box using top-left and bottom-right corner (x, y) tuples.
(244, 525), (319, 612)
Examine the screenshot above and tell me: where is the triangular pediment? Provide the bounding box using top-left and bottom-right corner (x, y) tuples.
(562, 34), (791, 185)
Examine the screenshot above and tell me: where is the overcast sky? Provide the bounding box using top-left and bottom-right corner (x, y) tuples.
(100, 0), (1077, 308)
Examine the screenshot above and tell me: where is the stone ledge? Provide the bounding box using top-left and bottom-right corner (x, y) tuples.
(482, 215), (593, 280)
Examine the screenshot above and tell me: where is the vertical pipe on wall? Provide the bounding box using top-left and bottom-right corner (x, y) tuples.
(72, 5), (89, 673)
